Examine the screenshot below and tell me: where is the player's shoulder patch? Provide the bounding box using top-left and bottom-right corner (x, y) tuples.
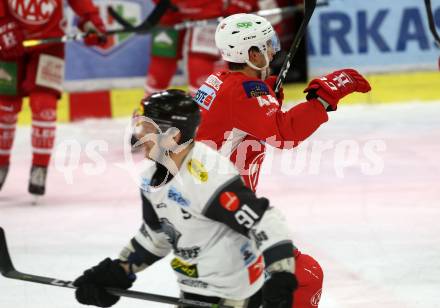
(194, 84), (217, 110)
(242, 80), (270, 98)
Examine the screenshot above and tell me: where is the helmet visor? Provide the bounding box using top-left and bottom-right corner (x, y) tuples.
(267, 33), (281, 54)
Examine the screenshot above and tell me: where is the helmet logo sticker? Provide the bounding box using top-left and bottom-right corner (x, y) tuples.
(237, 22), (253, 28)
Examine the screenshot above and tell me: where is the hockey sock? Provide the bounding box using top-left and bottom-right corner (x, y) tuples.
(30, 91), (57, 167)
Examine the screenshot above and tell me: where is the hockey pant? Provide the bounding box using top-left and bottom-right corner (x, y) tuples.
(0, 45), (62, 167)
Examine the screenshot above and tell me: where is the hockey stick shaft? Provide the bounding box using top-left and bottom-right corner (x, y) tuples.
(22, 0), (171, 48)
(0, 228), (230, 308)
(424, 0), (440, 47)
(274, 0), (317, 94)
(110, 2), (328, 32)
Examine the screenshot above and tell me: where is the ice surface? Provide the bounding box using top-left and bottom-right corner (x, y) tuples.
(1, 102), (440, 308)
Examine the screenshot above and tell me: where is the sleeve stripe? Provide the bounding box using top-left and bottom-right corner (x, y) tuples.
(263, 241), (295, 267)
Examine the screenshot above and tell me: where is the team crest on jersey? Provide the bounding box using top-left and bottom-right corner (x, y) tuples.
(242, 80), (270, 98)
(194, 84), (217, 110)
(8, 0), (58, 25)
(187, 159), (208, 182)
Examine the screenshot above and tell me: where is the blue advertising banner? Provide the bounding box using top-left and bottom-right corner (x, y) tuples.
(308, 0), (440, 75)
(64, 0), (153, 91)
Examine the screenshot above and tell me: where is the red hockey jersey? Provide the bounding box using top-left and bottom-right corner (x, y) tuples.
(0, 0), (100, 39)
(195, 70), (328, 191)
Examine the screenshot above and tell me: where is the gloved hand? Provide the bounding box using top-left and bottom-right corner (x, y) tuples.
(78, 11), (107, 46)
(263, 272), (298, 308)
(303, 68), (371, 111)
(265, 75), (284, 103)
(0, 17), (25, 60)
(74, 258), (134, 307)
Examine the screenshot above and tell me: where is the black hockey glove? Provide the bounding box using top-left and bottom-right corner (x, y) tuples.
(73, 258), (135, 307)
(262, 272), (298, 308)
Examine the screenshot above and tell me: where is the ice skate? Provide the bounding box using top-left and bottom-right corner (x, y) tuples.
(0, 165), (9, 191)
(28, 165), (48, 196)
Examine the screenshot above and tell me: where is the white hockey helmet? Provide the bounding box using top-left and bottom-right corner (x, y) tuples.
(215, 13), (280, 69)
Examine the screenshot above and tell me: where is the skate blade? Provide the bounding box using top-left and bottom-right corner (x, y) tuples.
(30, 195), (42, 206)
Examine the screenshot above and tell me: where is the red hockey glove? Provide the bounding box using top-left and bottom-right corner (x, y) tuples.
(265, 75), (284, 103)
(78, 12), (107, 46)
(0, 17), (24, 60)
(304, 69), (371, 111)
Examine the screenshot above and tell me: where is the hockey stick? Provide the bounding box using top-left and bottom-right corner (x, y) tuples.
(274, 0), (317, 95)
(109, 2), (328, 32)
(22, 0), (171, 48)
(424, 0), (440, 47)
(0, 227), (231, 308)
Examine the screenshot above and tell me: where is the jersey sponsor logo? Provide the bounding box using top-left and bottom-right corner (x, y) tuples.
(194, 84), (217, 110)
(250, 230), (268, 249)
(219, 191), (240, 212)
(35, 54), (64, 93)
(8, 0), (58, 25)
(180, 279), (208, 289)
(240, 242), (257, 266)
(171, 258), (199, 278)
(140, 177), (152, 192)
(242, 81), (270, 98)
(187, 159), (208, 182)
(168, 186), (190, 207)
(311, 288), (322, 306)
(247, 255), (264, 284)
(205, 74), (223, 91)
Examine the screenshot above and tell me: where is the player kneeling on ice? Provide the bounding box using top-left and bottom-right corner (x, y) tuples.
(73, 90), (300, 308)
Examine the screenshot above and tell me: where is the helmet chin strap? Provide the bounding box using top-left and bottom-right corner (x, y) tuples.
(246, 52), (270, 80)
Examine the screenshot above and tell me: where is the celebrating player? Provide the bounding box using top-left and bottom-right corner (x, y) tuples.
(73, 90), (302, 308)
(195, 13), (372, 191)
(0, 0), (106, 196)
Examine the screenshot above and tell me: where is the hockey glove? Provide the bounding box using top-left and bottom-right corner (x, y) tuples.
(78, 12), (107, 46)
(262, 272), (298, 308)
(0, 17), (24, 60)
(265, 75), (284, 103)
(74, 258), (135, 307)
(303, 69), (371, 111)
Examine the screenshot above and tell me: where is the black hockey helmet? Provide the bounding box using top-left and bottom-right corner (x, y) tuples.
(141, 89), (201, 144)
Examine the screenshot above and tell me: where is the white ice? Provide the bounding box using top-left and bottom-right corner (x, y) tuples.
(1, 102), (440, 308)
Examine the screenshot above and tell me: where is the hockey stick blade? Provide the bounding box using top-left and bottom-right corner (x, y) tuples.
(0, 227), (231, 308)
(274, 0), (317, 94)
(107, 0), (171, 35)
(0, 227), (14, 275)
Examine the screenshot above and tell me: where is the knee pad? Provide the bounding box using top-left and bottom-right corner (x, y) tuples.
(0, 97), (23, 122)
(29, 91), (57, 122)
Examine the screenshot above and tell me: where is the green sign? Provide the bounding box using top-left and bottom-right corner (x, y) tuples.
(0, 61), (18, 96)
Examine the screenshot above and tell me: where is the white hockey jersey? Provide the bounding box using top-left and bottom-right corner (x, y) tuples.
(120, 142), (294, 300)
